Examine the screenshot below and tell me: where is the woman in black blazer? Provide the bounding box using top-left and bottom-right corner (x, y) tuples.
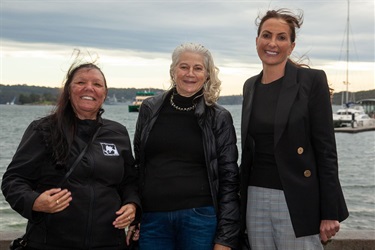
(239, 9), (348, 249)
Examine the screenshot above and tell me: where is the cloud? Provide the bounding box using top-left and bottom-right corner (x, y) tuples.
(1, 0), (374, 94)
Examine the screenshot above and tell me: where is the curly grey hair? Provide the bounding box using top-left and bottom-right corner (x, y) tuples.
(169, 43), (221, 105)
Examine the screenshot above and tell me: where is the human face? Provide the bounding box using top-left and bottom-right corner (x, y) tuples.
(69, 68), (107, 120)
(256, 18), (295, 68)
(173, 52), (208, 97)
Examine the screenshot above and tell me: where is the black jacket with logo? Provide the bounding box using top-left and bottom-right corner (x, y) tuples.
(2, 116), (140, 250)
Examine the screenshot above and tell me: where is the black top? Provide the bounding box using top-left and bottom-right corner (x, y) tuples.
(142, 90), (212, 211)
(248, 77), (283, 190)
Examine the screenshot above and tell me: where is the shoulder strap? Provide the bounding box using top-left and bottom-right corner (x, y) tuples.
(21, 125), (102, 245)
(57, 125), (101, 187)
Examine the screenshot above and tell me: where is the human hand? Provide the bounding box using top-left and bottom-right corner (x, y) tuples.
(32, 188), (72, 213)
(213, 243), (231, 250)
(126, 224), (140, 246)
(113, 203), (137, 229)
(320, 220), (340, 243)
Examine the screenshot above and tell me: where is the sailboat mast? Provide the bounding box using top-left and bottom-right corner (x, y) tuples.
(345, 0), (350, 104)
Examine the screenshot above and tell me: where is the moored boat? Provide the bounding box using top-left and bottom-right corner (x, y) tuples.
(333, 102), (375, 128)
(331, 1), (375, 131)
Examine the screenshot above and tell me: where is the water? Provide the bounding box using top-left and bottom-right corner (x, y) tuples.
(0, 104), (374, 232)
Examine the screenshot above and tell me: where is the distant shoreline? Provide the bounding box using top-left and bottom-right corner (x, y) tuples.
(0, 84), (374, 106)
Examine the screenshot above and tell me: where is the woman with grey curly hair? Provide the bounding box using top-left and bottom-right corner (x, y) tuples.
(130, 42), (240, 250)
(169, 42), (221, 105)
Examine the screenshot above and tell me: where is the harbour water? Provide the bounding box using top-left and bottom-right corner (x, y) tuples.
(0, 104), (374, 232)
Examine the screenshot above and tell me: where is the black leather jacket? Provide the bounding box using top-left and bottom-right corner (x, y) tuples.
(134, 89), (240, 248)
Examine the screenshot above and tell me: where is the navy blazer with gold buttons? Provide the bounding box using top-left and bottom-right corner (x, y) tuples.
(240, 61), (349, 237)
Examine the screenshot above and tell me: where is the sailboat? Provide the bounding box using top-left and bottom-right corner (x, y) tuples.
(105, 94), (119, 105)
(6, 96), (16, 105)
(332, 0), (375, 129)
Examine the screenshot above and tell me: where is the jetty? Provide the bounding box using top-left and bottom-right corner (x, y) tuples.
(334, 124), (375, 133)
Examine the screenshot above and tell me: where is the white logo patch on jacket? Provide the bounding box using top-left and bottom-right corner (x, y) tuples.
(100, 143), (120, 156)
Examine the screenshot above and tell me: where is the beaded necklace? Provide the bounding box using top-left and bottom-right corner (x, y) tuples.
(169, 94), (196, 112)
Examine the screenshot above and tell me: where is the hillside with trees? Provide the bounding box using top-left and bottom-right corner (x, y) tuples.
(0, 84), (163, 105)
(0, 84), (374, 106)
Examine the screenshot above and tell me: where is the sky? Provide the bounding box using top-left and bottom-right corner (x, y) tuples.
(1, 0), (374, 96)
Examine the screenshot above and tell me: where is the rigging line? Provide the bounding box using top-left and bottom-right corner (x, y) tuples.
(348, 18), (360, 62)
(345, 0), (349, 103)
(337, 0), (361, 103)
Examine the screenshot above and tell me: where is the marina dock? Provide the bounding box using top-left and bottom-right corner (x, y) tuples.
(334, 124), (375, 133)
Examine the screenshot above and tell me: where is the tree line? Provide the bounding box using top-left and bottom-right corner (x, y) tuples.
(0, 84), (374, 106)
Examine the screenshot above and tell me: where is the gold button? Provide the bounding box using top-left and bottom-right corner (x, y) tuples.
(304, 170), (311, 177)
(297, 147), (304, 154)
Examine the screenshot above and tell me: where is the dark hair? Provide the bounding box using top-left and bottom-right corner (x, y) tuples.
(256, 9), (303, 43)
(48, 62), (107, 167)
(256, 9), (309, 67)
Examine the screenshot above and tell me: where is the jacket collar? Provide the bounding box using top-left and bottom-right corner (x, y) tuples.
(241, 61), (300, 149)
(194, 94), (206, 118)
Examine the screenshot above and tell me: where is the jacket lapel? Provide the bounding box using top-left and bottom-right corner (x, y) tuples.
(241, 74), (260, 150)
(274, 61), (300, 147)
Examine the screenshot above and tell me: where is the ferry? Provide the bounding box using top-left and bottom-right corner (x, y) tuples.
(128, 91), (155, 112)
